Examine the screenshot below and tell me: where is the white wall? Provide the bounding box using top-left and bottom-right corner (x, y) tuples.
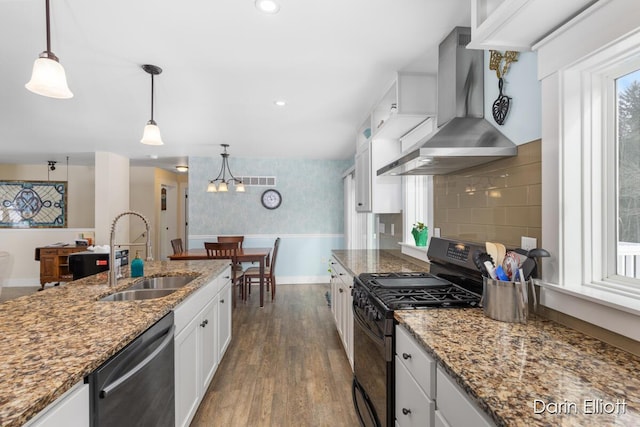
(95, 152), (129, 245)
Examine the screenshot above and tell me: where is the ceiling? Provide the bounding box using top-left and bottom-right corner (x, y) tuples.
(0, 0), (470, 171)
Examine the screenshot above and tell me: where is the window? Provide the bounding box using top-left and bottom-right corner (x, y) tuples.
(616, 69), (640, 279)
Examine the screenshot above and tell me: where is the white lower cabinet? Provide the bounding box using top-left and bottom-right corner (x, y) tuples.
(24, 382), (89, 427)
(436, 366), (495, 427)
(329, 256), (354, 369)
(395, 325), (495, 427)
(175, 266), (232, 427)
(395, 359), (435, 427)
(395, 325), (435, 427)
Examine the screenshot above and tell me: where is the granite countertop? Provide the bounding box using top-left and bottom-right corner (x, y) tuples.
(0, 259), (229, 427)
(332, 249), (640, 426)
(331, 249), (430, 275)
(396, 310), (640, 426)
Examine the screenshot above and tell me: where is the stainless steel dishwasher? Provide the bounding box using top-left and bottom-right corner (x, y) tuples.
(87, 311), (175, 427)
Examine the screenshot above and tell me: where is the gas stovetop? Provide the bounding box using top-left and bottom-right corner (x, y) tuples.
(357, 271), (481, 311)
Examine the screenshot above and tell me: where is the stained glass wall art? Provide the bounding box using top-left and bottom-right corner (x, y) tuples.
(0, 181), (67, 228)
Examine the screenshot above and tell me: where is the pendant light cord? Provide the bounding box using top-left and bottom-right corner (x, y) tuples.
(150, 73), (155, 122)
(45, 0), (51, 54)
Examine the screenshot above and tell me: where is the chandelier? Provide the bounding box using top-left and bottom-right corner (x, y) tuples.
(207, 144), (245, 193)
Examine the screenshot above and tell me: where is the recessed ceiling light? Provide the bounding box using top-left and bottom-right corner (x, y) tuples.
(255, 0), (280, 14)
(274, 99), (287, 107)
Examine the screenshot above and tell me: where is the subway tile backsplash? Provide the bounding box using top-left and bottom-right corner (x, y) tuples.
(434, 139), (541, 248)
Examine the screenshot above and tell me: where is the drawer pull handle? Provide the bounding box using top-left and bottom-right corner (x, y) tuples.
(200, 319), (209, 328)
(402, 353), (412, 360)
(402, 408), (411, 415)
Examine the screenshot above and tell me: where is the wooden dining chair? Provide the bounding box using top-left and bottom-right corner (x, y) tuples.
(217, 235), (244, 248)
(244, 237), (280, 301)
(205, 242), (245, 305)
(171, 238), (184, 255)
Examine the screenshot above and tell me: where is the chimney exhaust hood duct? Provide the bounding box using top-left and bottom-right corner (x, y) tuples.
(378, 27), (517, 176)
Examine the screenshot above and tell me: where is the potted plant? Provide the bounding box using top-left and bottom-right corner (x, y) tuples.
(411, 222), (428, 246)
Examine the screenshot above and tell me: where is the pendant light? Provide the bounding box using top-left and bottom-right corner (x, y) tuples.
(140, 64), (164, 146)
(25, 0), (73, 99)
(207, 144), (245, 193)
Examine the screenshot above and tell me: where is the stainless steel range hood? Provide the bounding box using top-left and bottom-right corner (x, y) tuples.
(378, 27), (517, 176)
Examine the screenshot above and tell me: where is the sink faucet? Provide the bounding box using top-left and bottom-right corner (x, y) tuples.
(109, 211), (153, 286)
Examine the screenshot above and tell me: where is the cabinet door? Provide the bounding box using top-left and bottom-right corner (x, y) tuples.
(344, 276), (354, 369)
(175, 317), (200, 427)
(217, 281), (232, 360)
(40, 254), (57, 284)
(355, 143), (372, 212)
(436, 366), (495, 427)
(25, 382), (89, 427)
(395, 357), (435, 427)
(200, 298), (218, 392)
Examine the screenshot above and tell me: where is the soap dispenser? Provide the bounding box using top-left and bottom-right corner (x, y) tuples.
(131, 251), (144, 278)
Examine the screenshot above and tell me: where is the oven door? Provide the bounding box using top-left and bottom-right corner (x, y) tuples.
(352, 301), (392, 427)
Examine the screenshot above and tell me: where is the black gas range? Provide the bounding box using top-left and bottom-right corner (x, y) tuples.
(351, 237), (485, 427)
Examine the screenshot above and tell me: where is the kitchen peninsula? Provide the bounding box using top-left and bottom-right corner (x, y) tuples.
(0, 259), (230, 427)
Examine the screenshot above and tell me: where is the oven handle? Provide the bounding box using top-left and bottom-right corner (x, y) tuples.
(352, 303), (385, 344)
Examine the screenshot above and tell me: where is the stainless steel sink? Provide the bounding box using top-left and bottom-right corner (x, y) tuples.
(127, 275), (194, 291)
(100, 288), (178, 301)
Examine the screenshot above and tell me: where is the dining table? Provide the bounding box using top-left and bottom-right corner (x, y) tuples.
(169, 247), (272, 307)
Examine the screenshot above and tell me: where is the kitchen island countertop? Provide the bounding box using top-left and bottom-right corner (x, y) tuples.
(332, 249), (640, 426)
(0, 259), (229, 427)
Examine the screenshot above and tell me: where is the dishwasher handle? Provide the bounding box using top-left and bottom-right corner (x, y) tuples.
(100, 324), (175, 399)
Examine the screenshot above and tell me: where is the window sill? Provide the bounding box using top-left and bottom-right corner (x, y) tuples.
(536, 280), (640, 340)
(398, 242), (429, 263)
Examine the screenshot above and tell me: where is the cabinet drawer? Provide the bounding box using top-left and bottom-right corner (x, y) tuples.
(40, 249), (58, 256)
(396, 325), (435, 399)
(395, 356), (435, 427)
(436, 366), (495, 427)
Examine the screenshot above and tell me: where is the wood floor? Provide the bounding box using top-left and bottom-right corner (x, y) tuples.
(191, 283), (359, 427)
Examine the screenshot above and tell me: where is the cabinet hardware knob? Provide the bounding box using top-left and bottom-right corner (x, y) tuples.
(339, 288), (344, 293)
(220, 299), (225, 303)
(402, 408), (411, 415)
(402, 353), (411, 360)
(339, 272), (344, 275)
(358, 203), (363, 206)
(224, 276), (230, 279)
(200, 319), (209, 328)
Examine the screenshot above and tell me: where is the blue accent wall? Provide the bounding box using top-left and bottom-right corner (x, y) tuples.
(188, 156), (351, 283)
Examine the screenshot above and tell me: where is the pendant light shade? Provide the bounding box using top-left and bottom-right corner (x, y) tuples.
(140, 64), (164, 146)
(207, 144), (244, 193)
(25, 0), (73, 99)
(141, 122), (163, 146)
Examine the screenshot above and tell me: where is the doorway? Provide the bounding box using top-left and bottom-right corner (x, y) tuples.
(159, 184), (178, 260)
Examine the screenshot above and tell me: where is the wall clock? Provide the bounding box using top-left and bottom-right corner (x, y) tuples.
(261, 189), (282, 210)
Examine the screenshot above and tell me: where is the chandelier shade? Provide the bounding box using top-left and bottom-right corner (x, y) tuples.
(25, 0), (73, 99)
(140, 64), (164, 145)
(207, 144), (244, 193)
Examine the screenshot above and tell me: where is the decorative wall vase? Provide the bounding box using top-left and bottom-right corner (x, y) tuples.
(412, 227), (428, 247)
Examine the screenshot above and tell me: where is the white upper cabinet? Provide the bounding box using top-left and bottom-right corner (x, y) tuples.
(370, 72), (436, 140)
(468, 0), (599, 51)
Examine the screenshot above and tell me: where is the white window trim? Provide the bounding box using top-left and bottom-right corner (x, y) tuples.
(534, 0), (640, 338)
(400, 175), (433, 262)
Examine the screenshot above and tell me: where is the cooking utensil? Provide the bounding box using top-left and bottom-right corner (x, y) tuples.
(485, 242), (498, 268)
(526, 248), (551, 279)
(495, 243), (506, 266)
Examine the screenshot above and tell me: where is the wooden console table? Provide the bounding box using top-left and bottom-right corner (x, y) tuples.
(34, 246), (86, 290)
